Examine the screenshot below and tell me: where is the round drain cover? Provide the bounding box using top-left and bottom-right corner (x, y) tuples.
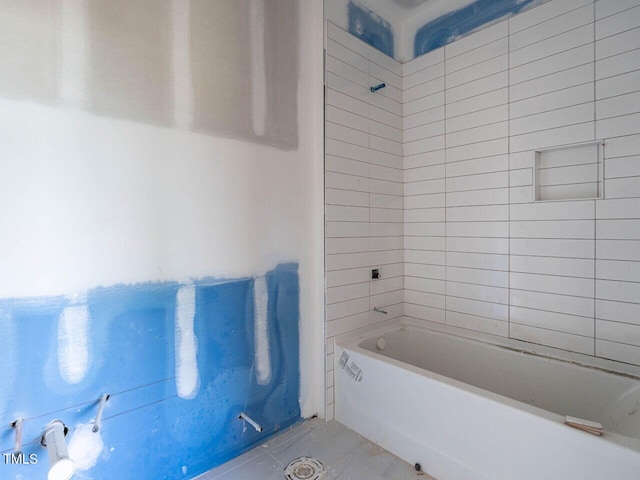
(284, 457), (327, 480)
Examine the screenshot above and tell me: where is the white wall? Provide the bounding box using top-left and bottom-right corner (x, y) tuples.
(402, 0), (640, 370)
(0, 0), (325, 418)
(325, 22), (404, 419)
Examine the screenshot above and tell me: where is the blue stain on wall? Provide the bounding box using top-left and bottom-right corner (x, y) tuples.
(414, 0), (538, 57)
(348, 1), (394, 58)
(0, 263), (300, 479)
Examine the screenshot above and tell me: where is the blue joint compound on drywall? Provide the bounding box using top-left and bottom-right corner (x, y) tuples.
(0, 263), (300, 479)
(348, 1), (394, 58)
(414, 0), (539, 58)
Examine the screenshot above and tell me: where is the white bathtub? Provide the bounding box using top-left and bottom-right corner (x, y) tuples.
(335, 321), (640, 480)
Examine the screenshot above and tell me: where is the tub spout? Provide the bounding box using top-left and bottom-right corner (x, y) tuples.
(373, 307), (388, 314)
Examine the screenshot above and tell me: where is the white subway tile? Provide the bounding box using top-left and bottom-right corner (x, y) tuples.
(596, 298), (640, 325)
(370, 164), (403, 183)
(605, 135), (640, 161)
(326, 252), (369, 271)
(510, 63), (594, 102)
(404, 91), (445, 116)
(327, 22), (369, 58)
(405, 222), (445, 237)
(446, 55), (508, 90)
(511, 254), (594, 278)
(596, 197), (640, 218)
(447, 204), (509, 221)
(405, 289), (446, 308)
(447, 105), (509, 133)
(510, 168), (533, 187)
(446, 310), (509, 337)
(404, 249), (445, 265)
(510, 271), (594, 297)
(405, 263), (446, 279)
(326, 221), (368, 239)
(447, 265), (509, 287)
(447, 251), (509, 271)
(404, 106), (445, 131)
(326, 267), (370, 287)
(405, 276), (446, 294)
(370, 221), (404, 236)
(446, 39), (508, 75)
(370, 235), (403, 252)
(446, 122), (509, 148)
(605, 176), (640, 198)
(596, 70), (640, 100)
(404, 60), (445, 90)
(510, 238), (594, 258)
(596, 0), (640, 20)
(327, 38), (368, 74)
(370, 120), (403, 143)
(446, 71), (509, 104)
(326, 237), (370, 255)
(511, 323), (593, 354)
(445, 171), (509, 193)
(404, 195), (446, 211)
(447, 155), (509, 177)
(510, 4), (594, 51)
(597, 91), (640, 120)
(325, 205), (369, 222)
(326, 105), (368, 133)
(447, 138), (509, 163)
(404, 135), (445, 155)
(447, 88), (509, 118)
(510, 83), (594, 119)
(596, 26), (640, 59)
(370, 104), (403, 130)
(510, 0), (592, 33)
(326, 297), (369, 321)
(326, 155), (368, 177)
(404, 303), (446, 323)
(404, 77), (445, 103)
(404, 121), (445, 143)
(371, 249), (404, 266)
(403, 47), (445, 77)
(596, 339), (640, 365)
(325, 188), (368, 207)
(510, 44), (594, 85)
(511, 200), (595, 220)
(326, 121), (368, 147)
(510, 24), (594, 69)
(370, 276), (404, 296)
(447, 296), (509, 321)
(596, 48), (640, 80)
(370, 208), (403, 223)
(597, 259), (640, 282)
(446, 187), (509, 207)
(510, 219), (594, 239)
(510, 305), (594, 336)
(597, 239), (640, 260)
(596, 5), (640, 40)
(370, 178), (402, 196)
(510, 185), (535, 204)
(605, 156), (640, 179)
(446, 221), (509, 238)
(371, 135), (403, 156)
(447, 281), (509, 305)
(368, 44), (403, 77)
(327, 55), (369, 88)
(405, 150), (446, 169)
(405, 206), (446, 224)
(510, 288), (594, 317)
(325, 171), (368, 192)
(327, 283), (369, 304)
(404, 178), (446, 196)
(447, 236), (509, 254)
(403, 163), (445, 183)
(446, 20), (509, 59)
(596, 278), (640, 303)
(510, 122), (595, 153)
(370, 61), (402, 91)
(597, 219), (640, 239)
(327, 89), (369, 118)
(371, 193), (403, 209)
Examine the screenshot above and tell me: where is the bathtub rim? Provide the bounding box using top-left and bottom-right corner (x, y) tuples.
(334, 318), (640, 451)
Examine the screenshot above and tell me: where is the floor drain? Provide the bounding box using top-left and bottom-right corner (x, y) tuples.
(284, 457), (327, 480)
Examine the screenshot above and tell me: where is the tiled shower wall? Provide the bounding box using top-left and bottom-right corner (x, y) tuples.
(325, 0), (640, 417)
(325, 23), (404, 419)
(402, 0), (640, 366)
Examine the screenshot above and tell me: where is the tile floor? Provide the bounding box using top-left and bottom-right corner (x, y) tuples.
(195, 417), (437, 480)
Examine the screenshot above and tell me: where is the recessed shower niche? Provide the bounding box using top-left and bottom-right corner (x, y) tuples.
(534, 141), (604, 202)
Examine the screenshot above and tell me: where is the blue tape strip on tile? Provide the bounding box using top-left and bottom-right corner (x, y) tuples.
(348, 1), (394, 58)
(414, 0), (538, 58)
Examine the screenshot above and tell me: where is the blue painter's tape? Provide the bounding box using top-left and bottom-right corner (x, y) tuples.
(414, 0), (539, 58)
(0, 263), (300, 479)
(348, 1), (394, 58)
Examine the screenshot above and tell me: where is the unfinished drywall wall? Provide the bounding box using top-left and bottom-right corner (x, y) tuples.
(0, 1), (324, 478)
